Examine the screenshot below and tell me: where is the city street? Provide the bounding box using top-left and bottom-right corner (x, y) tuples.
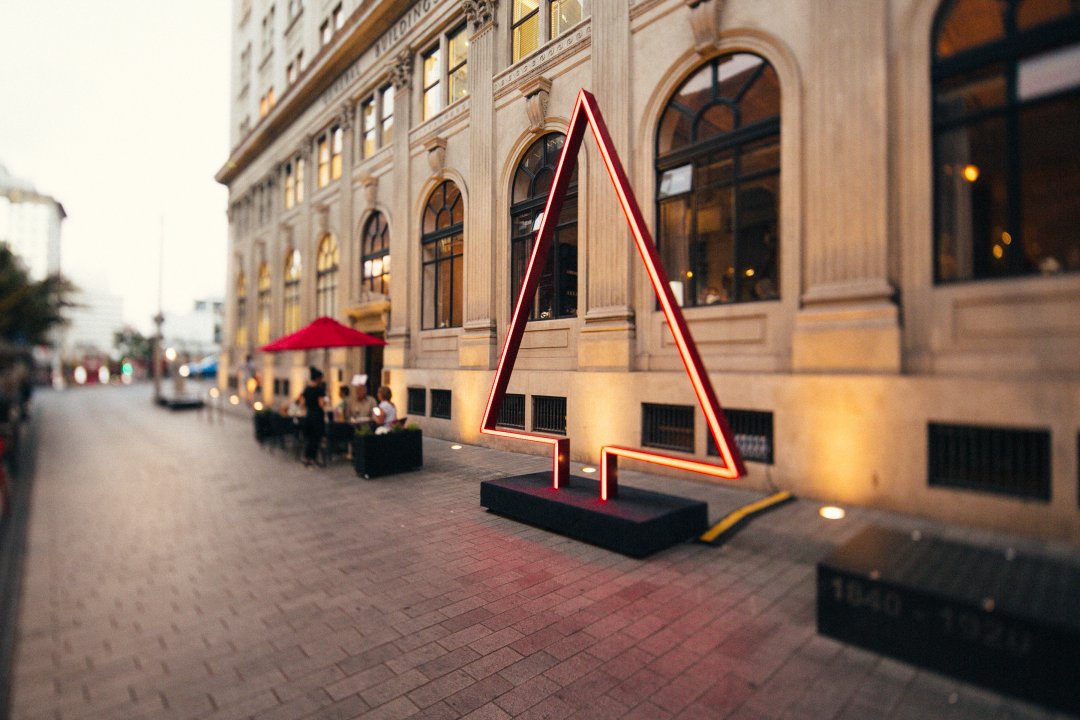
(6, 385), (1076, 719)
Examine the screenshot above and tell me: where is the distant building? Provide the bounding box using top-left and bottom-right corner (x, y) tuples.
(0, 164), (64, 281)
(218, 1), (1080, 541)
(164, 298), (224, 358)
(62, 287), (124, 359)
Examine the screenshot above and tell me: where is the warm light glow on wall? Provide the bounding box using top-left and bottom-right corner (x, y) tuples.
(962, 164), (979, 182)
(481, 89), (745, 500)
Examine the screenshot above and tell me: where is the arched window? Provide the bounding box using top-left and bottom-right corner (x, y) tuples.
(933, 0), (1080, 282)
(656, 53), (781, 306)
(316, 234), (339, 317)
(510, 133), (578, 319)
(235, 270), (248, 347)
(257, 262), (271, 345)
(283, 249), (302, 334)
(361, 211), (391, 296)
(421, 180), (464, 329)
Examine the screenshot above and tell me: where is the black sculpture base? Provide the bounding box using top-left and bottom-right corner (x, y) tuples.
(480, 472), (707, 558)
(818, 526), (1080, 715)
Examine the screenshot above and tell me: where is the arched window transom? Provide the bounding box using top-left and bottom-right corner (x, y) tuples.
(361, 212), (391, 296)
(316, 234), (339, 317)
(283, 249), (302, 334)
(421, 181), (464, 329)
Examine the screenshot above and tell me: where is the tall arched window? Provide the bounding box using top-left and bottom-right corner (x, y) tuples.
(283, 249), (302, 334)
(933, 0), (1080, 282)
(421, 181), (464, 329)
(361, 211), (391, 296)
(257, 262), (271, 345)
(316, 234), (339, 317)
(235, 270), (248, 347)
(510, 133), (578, 320)
(656, 53), (781, 307)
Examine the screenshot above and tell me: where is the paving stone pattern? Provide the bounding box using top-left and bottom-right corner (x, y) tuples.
(9, 386), (1078, 719)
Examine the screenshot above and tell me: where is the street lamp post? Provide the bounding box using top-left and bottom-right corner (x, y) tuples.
(152, 311), (164, 403)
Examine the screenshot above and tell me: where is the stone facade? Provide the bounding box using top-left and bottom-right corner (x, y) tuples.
(218, 0), (1080, 540)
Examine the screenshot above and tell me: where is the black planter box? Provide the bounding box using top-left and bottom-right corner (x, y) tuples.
(818, 526), (1080, 715)
(351, 430), (423, 478)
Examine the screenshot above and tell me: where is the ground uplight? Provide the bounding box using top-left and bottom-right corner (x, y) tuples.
(450, 445), (462, 450)
(581, 467), (596, 474)
(819, 506), (846, 520)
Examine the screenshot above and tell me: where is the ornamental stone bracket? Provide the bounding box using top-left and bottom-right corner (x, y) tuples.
(314, 203), (331, 234)
(686, 0), (723, 55)
(462, 0), (497, 31)
(388, 50), (414, 90)
(360, 175), (378, 208)
(424, 137), (448, 176)
(518, 75), (552, 132)
(338, 101), (354, 131)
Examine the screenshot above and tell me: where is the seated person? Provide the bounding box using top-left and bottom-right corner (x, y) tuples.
(334, 385), (351, 421)
(371, 385), (397, 433)
(351, 374), (378, 425)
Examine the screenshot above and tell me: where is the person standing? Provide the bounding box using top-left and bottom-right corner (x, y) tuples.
(297, 366), (326, 466)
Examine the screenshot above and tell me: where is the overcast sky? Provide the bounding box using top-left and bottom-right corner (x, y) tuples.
(0, 0), (231, 333)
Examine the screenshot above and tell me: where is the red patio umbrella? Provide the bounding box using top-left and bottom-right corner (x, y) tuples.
(260, 316), (386, 352)
(260, 316), (386, 379)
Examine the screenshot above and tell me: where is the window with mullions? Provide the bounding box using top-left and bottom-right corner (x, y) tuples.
(317, 134), (330, 188)
(360, 85), (395, 159)
(283, 248), (302, 333)
(316, 234), (339, 317)
(422, 181), (464, 329)
(257, 262), (271, 345)
(656, 53), (781, 307)
(512, 0), (583, 63)
(933, 0), (1080, 282)
(235, 270), (248, 347)
(361, 211), (390, 296)
(421, 24), (469, 121)
(510, 133), (578, 320)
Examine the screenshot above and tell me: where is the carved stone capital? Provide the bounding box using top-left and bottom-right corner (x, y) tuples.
(686, 0), (723, 54)
(462, 0), (497, 30)
(338, 101), (355, 131)
(424, 137), (447, 176)
(361, 174), (378, 207)
(388, 50), (414, 90)
(518, 75), (551, 132)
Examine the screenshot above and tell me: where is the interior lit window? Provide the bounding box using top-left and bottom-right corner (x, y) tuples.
(295, 156), (305, 203)
(513, 0), (582, 63)
(510, 133), (578, 320)
(448, 25), (469, 105)
(381, 84), (394, 145)
(361, 211), (391, 296)
(284, 161), (295, 209)
(236, 270), (248, 348)
(257, 262), (271, 345)
(283, 249), (302, 333)
(656, 53), (781, 307)
(333, 3), (344, 30)
(422, 45), (442, 120)
(330, 126), (343, 180)
(421, 24), (468, 122)
(317, 133), (330, 188)
(933, 0), (1080, 282)
(513, 0), (540, 61)
(421, 181), (464, 329)
(316, 234), (339, 317)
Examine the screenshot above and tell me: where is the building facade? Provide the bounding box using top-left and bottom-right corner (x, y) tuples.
(0, 163), (64, 282)
(218, 0), (1080, 540)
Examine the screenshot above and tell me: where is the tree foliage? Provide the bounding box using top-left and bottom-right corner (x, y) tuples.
(0, 243), (77, 346)
(113, 326), (153, 363)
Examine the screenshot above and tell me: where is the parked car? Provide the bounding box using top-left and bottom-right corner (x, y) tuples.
(182, 355), (218, 379)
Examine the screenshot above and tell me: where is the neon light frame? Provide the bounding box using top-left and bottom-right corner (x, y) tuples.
(481, 89), (745, 500)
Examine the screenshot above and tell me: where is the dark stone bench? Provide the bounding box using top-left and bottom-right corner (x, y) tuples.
(817, 526), (1080, 714)
(481, 472), (707, 558)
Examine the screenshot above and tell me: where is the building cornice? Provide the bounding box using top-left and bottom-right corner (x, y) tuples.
(216, 0), (415, 188)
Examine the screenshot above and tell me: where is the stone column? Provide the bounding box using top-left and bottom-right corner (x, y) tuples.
(582, 2), (634, 371)
(384, 50), (414, 373)
(460, 0), (499, 369)
(792, 1), (900, 372)
(337, 101), (356, 315)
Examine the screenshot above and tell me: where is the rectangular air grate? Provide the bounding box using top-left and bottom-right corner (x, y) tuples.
(708, 409), (774, 464)
(532, 395), (567, 435)
(407, 387), (426, 416)
(431, 389), (452, 419)
(642, 403), (695, 453)
(497, 393), (525, 429)
(928, 422), (1050, 500)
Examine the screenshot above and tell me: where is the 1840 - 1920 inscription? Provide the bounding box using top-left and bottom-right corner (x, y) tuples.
(817, 527), (1079, 714)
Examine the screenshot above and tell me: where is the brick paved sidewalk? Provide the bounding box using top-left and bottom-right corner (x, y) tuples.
(8, 385), (1077, 719)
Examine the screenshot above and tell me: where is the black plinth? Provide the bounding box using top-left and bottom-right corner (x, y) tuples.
(480, 472), (707, 558)
(818, 526), (1080, 714)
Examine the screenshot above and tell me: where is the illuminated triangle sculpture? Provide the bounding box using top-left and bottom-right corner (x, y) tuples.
(481, 89), (746, 500)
